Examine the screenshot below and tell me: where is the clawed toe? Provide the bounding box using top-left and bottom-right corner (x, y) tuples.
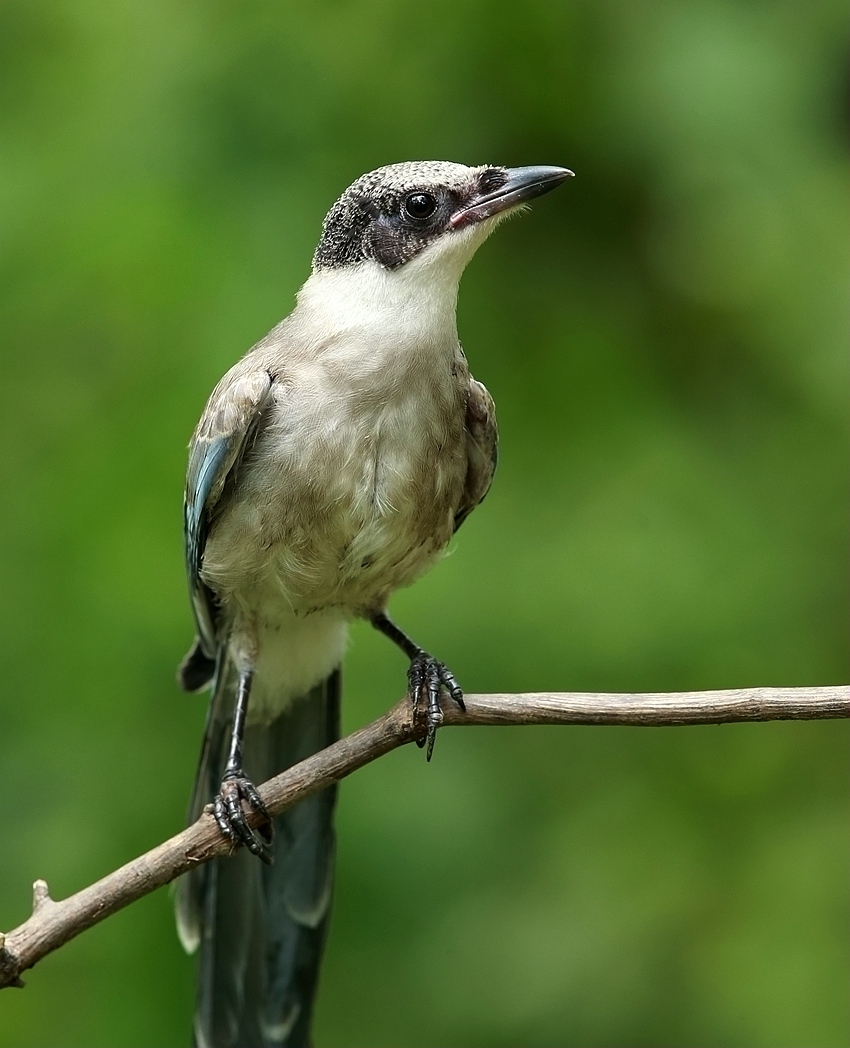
(407, 652), (465, 761)
(214, 774), (273, 863)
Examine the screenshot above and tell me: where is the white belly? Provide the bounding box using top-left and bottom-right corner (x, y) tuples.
(202, 345), (468, 623)
(242, 607), (349, 725)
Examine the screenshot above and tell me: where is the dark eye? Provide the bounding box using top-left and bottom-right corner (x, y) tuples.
(403, 192), (437, 220)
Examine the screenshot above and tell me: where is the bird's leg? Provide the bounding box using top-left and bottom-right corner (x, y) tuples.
(213, 668), (273, 863)
(370, 612), (465, 761)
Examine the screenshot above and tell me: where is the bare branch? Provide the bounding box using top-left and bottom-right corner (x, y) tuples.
(1, 684), (847, 990)
(447, 685), (850, 726)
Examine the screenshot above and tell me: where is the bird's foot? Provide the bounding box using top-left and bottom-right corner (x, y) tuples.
(407, 652), (465, 761)
(213, 772), (273, 864)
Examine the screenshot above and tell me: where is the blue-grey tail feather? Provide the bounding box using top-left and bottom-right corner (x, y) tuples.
(176, 662), (341, 1048)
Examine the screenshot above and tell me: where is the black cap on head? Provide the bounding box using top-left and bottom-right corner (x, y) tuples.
(313, 162), (573, 272)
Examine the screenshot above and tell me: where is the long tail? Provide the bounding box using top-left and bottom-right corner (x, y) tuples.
(176, 661), (341, 1048)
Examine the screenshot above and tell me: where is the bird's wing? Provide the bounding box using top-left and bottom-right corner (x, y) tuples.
(184, 366), (274, 654)
(454, 376), (498, 531)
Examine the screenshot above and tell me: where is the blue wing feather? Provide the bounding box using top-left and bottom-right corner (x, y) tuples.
(185, 435), (234, 654)
(182, 368), (274, 657)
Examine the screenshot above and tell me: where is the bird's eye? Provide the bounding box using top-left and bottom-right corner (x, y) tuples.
(403, 192), (437, 220)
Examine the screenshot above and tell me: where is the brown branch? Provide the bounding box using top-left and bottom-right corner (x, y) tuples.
(1, 684), (847, 989)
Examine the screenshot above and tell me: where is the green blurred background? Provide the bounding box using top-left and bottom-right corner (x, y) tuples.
(1, 1), (847, 1045)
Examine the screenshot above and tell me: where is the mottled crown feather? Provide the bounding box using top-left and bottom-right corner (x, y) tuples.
(312, 161), (506, 272)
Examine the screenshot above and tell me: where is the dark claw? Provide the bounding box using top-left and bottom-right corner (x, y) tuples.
(214, 774), (274, 863)
(406, 652), (465, 761)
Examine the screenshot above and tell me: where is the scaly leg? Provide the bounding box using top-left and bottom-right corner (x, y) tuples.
(213, 668), (274, 863)
(371, 612), (465, 760)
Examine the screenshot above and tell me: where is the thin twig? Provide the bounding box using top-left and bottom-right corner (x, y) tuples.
(0, 685), (847, 990)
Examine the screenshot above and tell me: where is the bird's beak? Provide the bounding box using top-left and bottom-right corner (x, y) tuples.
(450, 165), (574, 228)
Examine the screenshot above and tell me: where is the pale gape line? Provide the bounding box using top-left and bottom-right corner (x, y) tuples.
(175, 161), (572, 1048)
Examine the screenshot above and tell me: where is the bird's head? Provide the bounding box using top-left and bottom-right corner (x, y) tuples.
(312, 161), (573, 280)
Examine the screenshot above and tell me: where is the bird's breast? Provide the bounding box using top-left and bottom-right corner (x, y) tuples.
(202, 338), (469, 617)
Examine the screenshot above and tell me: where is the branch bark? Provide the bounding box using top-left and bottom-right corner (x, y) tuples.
(1, 684), (847, 990)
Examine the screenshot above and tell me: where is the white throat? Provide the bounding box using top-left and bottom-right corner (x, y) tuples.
(294, 220), (497, 347)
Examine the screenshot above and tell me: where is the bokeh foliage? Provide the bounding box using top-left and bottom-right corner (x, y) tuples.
(0, 1), (847, 1045)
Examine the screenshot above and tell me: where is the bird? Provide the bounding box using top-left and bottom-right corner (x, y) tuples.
(174, 160), (572, 1048)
